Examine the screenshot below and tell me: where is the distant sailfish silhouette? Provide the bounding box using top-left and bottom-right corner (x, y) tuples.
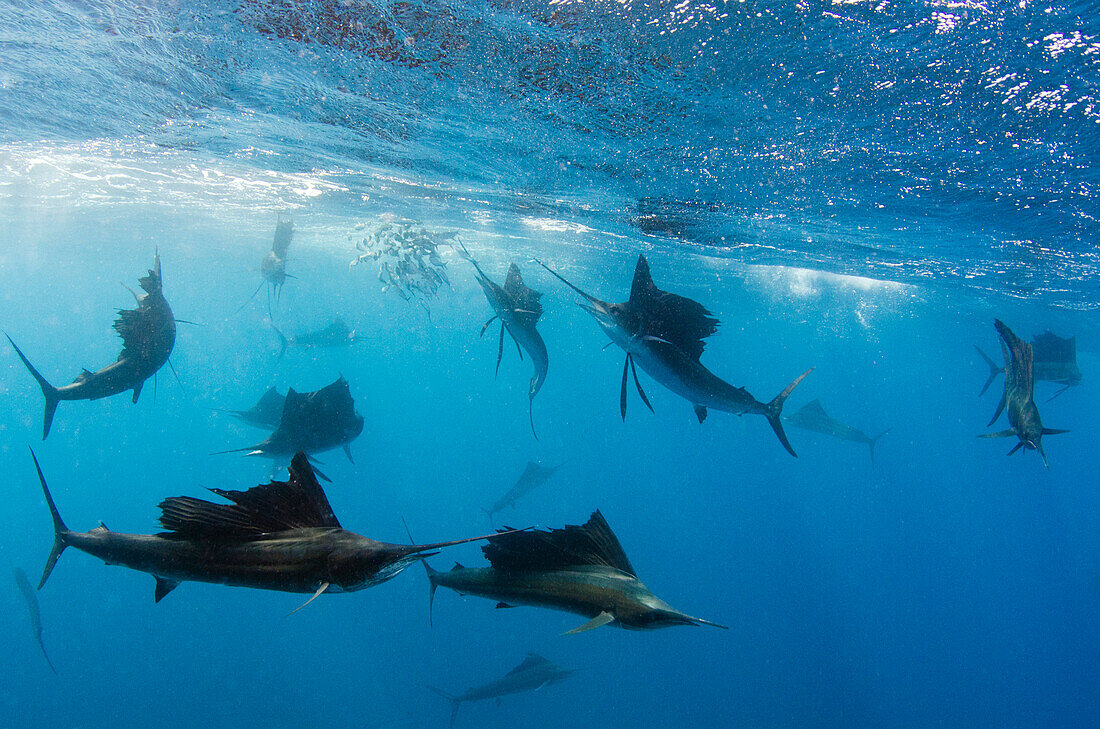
(238, 218), (295, 316)
(428, 653), (576, 729)
(457, 243), (548, 439)
(784, 399), (889, 464)
(216, 386), (286, 430)
(977, 329), (1082, 402)
(538, 255), (812, 456)
(979, 319), (1068, 469)
(13, 567), (57, 674)
(484, 461), (561, 524)
(5, 253), (177, 439)
(215, 376), (363, 465)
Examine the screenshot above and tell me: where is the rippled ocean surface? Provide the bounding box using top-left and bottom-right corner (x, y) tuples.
(1, 2), (1098, 728)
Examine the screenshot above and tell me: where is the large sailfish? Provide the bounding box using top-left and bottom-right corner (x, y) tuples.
(5, 253), (177, 439)
(30, 451), (508, 610)
(457, 243), (549, 438)
(538, 255), (812, 456)
(980, 319), (1068, 468)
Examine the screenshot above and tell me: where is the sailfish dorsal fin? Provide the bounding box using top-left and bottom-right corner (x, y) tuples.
(113, 254), (171, 359)
(626, 255), (718, 361)
(503, 264), (543, 325)
(507, 654), (553, 675)
(158, 453), (341, 539)
(482, 510), (637, 577)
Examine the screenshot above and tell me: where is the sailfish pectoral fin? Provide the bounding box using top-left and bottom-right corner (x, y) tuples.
(1041, 428), (1070, 436)
(978, 430), (1016, 439)
(630, 355), (654, 414)
(562, 611), (615, 635)
(694, 404), (708, 423)
(479, 314), (499, 337)
(286, 582), (330, 616)
(495, 321), (505, 378)
(132, 381), (144, 404)
(620, 355), (630, 420)
(154, 577), (180, 603)
(1007, 442), (1025, 456)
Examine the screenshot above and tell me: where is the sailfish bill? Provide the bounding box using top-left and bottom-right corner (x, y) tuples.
(537, 255), (812, 456)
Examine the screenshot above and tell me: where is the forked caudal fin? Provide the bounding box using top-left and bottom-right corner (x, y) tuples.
(5, 333), (62, 440)
(974, 345), (1003, 397)
(426, 686), (461, 729)
(869, 430), (891, 466)
(764, 368), (814, 458)
(28, 448), (70, 589)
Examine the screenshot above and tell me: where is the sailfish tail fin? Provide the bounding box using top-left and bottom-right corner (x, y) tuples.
(427, 686), (461, 729)
(5, 334), (61, 439)
(869, 430), (891, 466)
(975, 345), (1003, 396)
(28, 449), (70, 589)
(763, 368), (814, 457)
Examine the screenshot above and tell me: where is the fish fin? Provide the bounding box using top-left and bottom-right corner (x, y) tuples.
(694, 404), (708, 423)
(986, 389), (1008, 427)
(343, 443), (355, 464)
(154, 577), (180, 603)
(495, 602), (515, 609)
(132, 381), (143, 404)
(5, 333), (61, 439)
(626, 255), (718, 361)
(495, 321), (505, 377)
(1045, 385), (1072, 402)
(979, 429), (1016, 439)
(629, 354), (655, 414)
(619, 355), (630, 420)
(507, 654), (553, 675)
(273, 324), (289, 363)
(29, 449), (69, 589)
(1007, 442), (1025, 456)
(427, 686), (460, 729)
(503, 263), (544, 325)
(562, 611), (615, 635)
(974, 345), (1003, 396)
(113, 257), (170, 363)
(763, 368), (814, 458)
(287, 582), (329, 616)
(272, 219), (294, 258)
(868, 429), (891, 466)
(158, 453), (341, 538)
(1041, 428), (1069, 436)
(483, 510), (637, 577)
(479, 314), (499, 337)
(233, 280), (265, 315)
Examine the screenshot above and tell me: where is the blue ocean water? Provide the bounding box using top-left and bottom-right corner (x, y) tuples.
(1, 1), (1098, 727)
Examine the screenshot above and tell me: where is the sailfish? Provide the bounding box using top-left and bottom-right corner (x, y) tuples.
(980, 319), (1068, 468)
(457, 243), (548, 438)
(428, 653), (576, 729)
(425, 510), (726, 633)
(30, 450), (510, 609)
(5, 253), (177, 439)
(238, 218), (295, 316)
(537, 255), (812, 456)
